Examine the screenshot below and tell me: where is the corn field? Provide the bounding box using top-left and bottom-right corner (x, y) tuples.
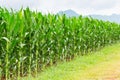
(0, 7), (120, 80)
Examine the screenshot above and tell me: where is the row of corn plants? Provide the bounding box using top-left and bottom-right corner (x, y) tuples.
(0, 7), (120, 80)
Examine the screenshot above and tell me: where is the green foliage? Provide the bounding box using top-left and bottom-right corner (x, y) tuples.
(0, 7), (120, 79)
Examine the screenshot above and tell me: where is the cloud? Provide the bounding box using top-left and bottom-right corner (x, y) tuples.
(90, 0), (117, 10)
(0, 0), (41, 10)
(0, 0), (120, 15)
(93, 4), (120, 15)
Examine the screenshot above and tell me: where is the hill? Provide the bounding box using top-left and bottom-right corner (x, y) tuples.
(58, 9), (120, 23)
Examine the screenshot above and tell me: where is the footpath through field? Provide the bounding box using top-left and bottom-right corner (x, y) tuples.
(23, 43), (120, 80)
(80, 53), (120, 80)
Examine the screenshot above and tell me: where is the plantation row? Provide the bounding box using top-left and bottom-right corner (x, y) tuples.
(0, 7), (120, 79)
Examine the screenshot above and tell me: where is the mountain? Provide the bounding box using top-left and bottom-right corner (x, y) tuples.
(58, 9), (79, 17)
(57, 9), (120, 23)
(89, 14), (120, 23)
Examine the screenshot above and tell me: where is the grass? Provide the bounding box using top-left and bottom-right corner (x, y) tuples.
(21, 42), (120, 80)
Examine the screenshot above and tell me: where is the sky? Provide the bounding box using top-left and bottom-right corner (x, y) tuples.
(0, 0), (120, 15)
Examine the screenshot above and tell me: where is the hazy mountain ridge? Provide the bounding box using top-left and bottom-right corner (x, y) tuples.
(89, 14), (120, 23)
(58, 9), (79, 17)
(58, 9), (120, 23)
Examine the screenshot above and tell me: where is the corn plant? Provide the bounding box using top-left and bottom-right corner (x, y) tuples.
(0, 7), (120, 79)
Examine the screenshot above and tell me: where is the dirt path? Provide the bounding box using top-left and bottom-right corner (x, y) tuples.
(79, 53), (120, 80)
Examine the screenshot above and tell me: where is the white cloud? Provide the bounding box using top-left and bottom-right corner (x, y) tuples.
(91, 0), (117, 10)
(0, 0), (120, 15)
(93, 4), (120, 15)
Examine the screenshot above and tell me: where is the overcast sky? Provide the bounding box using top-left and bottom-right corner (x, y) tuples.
(0, 0), (120, 15)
